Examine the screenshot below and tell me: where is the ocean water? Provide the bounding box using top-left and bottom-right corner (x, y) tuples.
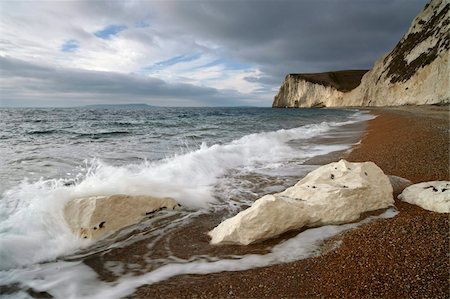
(0, 107), (389, 298)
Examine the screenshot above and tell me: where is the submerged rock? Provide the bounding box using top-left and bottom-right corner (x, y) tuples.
(209, 160), (394, 245)
(399, 181), (450, 213)
(64, 194), (180, 240)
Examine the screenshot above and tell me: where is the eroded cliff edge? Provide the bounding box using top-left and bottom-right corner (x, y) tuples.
(273, 0), (450, 108)
(272, 70), (368, 108)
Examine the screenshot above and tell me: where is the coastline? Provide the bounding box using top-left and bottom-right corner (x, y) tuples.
(134, 105), (449, 298)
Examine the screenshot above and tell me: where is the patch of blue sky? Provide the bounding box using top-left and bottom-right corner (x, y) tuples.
(155, 53), (202, 67)
(226, 60), (250, 70)
(139, 53), (252, 76)
(135, 19), (151, 28)
(94, 24), (127, 40)
(60, 39), (79, 52)
(194, 58), (250, 70)
(140, 53), (203, 73)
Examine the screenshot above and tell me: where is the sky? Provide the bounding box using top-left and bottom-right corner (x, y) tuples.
(0, 0), (428, 107)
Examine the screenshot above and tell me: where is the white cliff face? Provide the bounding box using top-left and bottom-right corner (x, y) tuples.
(273, 0), (450, 108)
(343, 52), (449, 106)
(273, 75), (344, 108)
(399, 181), (450, 213)
(345, 0), (450, 106)
(64, 194), (180, 240)
(209, 160), (394, 245)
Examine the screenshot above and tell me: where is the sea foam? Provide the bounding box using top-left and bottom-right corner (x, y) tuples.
(0, 113), (371, 271)
(0, 209), (398, 299)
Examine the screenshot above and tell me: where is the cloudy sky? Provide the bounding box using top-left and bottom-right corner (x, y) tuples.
(0, 0), (427, 107)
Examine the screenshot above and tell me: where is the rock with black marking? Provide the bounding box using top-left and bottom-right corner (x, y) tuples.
(399, 181), (450, 213)
(209, 159), (394, 245)
(64, 194), (180, 240)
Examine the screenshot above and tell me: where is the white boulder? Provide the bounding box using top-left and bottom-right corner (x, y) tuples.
(398, 181), (450, 213)
(209, 195), (310, 246)
(209, 160), (394, 245)
(64, 194), (180, 240)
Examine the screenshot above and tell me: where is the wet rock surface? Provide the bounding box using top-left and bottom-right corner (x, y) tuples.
(209, 160), (394, 245)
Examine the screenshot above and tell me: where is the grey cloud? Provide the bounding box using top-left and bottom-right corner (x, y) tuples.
(156, 0), (427, 73)
(1, 0), (429, 107)
(0, 56), (257, 107)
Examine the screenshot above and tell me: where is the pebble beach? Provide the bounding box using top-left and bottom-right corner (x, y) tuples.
(134, 105), (449, 298)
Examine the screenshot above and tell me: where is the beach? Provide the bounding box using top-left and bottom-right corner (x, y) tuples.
(0, 107), (375, 297)
(0, 106), (448, 298)
(2, 1), (449, 298)
(134, 105), (449, 298)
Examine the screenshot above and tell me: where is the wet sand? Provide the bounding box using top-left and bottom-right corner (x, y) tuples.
(133, 106), (449, 298)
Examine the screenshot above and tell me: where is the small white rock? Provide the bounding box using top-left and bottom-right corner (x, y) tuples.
(398, 181), (450, 213)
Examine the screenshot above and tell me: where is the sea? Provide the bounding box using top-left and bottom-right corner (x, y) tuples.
(0, 107), (396, 298)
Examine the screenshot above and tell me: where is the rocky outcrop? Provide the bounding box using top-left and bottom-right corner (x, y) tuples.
(399, 181), (450, 213)
(273, 0), (450, 108)
(64, 194), (180, 240)
(272, 71), (368, 108)
(209, 160), (394, 245)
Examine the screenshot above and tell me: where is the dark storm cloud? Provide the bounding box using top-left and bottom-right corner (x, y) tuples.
(0, 0), (429, 106)
(157, 0), (427, 81)
(0, 56), (252, 107)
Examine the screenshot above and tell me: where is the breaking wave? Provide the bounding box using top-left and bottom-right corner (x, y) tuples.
(0, 111), (373, 273)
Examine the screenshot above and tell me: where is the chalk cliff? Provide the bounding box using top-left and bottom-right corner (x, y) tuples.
(273, 0), (450, 108)
(272, 71), (368, 108)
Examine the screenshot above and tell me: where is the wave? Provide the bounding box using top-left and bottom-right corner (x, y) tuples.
(26, 129), (59, 135)
(26, 130), (134, 138)
(0, 113), (371, 270)
(113, 121), (136, 126)
(75, 131), (131, 139)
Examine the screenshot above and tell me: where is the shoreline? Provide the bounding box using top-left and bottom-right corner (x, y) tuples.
(134, 105), (449, 298)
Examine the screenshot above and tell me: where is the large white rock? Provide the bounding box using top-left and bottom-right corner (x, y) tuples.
(209, 160), (394, 245)
(64, 194), (180, 240)
(398, 181), (450, 213)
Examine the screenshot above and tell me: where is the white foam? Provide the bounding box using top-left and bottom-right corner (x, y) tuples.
(0, 180), (89, 270)
(59, 122), (339, 208)
(0, 114), (369, 270)
(0, 208), (398, 299)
